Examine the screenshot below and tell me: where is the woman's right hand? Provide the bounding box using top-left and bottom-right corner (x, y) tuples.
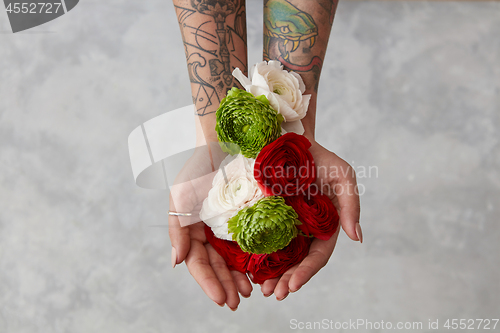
(168, 144), (253, 311)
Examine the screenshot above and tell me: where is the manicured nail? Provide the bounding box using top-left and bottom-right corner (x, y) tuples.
(171, 247), (177, 268)
(355, 223), (363, 243)
(277, 293), (288, 301)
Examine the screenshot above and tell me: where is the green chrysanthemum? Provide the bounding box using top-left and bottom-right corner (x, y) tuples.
(216, 87), (283, 158)
(228, 196), (300, 254)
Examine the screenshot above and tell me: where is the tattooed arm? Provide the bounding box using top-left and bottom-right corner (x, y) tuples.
(264, 0), (336, 139)
(169, 0), (251, 310)
(173, 0), (248, 143)
(262, 0), (362, 300)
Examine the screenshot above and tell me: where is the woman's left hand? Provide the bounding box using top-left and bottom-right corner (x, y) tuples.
(258, 138), (362, 300)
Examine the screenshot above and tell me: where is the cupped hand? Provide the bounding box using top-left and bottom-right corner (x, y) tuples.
(259, 138), (362, 300)
(168, 144), (253, 310)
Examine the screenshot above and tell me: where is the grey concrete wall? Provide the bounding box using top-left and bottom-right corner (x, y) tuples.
(0, 0), (499, 332)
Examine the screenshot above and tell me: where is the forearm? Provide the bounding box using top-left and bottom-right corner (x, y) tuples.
(173, 0), (248, 143)
(264, 0), (338, 139)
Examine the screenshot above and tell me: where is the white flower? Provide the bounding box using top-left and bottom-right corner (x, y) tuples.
(199, 154), (264, 240)
(232, 60), (311, 134)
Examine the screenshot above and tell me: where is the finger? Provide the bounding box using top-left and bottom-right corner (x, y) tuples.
(168, 196), (191, 266)
(274, 265), (298, 301)
(231, 270), (253, 298)
(289, 232), (339, 292)
(206, 244), (240, 311)
(185, 240), (226, 306)
(335, 164), (361, 242)
(261, 277), (280, 297)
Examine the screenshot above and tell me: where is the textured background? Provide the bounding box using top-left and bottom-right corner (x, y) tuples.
(1, 1), (499, 332)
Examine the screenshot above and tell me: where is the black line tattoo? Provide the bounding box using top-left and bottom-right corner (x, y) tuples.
(174, 0), (247, 116)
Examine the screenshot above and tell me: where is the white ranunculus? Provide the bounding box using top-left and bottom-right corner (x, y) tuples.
(232, 60), (311, 134)
(199, 154), (264, 240)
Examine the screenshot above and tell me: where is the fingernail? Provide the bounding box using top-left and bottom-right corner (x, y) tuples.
(355, 223), (363, 243)
(277, 293), (289, 301)
(214, 301), (224, 307)
(171, 247), (177, 268)
(229, 305), (238, 312)
(289, 286), (301, 293)
(263, 292), (273, 298)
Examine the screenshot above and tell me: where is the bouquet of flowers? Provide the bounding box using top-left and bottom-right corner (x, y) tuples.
(200, 60), (340, 284)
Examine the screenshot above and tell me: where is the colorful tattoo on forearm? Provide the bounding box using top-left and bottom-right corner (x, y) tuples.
(264, 0), (337, 92)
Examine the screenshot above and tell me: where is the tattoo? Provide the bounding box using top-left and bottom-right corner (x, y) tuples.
(263, 0), (318, 65)
(276, 56), (322, 72)
(175, 0), (247, 116)
(264, 0), (337, 93)
(187, 53), (219, 116)
(192, 0), (237, 86)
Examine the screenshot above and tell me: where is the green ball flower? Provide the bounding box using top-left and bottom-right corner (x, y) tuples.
(216, 87), (283, 158)
(228, 196), (300, 254)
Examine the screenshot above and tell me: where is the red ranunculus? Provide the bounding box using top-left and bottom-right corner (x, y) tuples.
(204, 225), (251, 274)
(254, 132), (315, 197)
(285, 187), (340, 241)
(247, 235), (311, 284)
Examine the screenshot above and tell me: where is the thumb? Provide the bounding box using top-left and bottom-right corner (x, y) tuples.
(335, 172), (362, 242)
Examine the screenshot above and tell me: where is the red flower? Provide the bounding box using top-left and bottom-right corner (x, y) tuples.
(285, 187), (340, 241)
(247, 235), (311, 284)
(254, 133), (316, 197)
(204, 225), (251, 274)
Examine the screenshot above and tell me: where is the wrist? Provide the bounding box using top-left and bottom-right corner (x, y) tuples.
(195, 113), (218, 146)
(301, 96), (317, 141)
(302, 130), (316, 146)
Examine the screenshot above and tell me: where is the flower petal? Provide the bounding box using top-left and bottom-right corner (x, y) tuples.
(232, 68), (251, 88)
(281, 120), (305, 135)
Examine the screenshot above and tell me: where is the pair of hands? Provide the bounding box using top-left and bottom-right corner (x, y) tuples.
(168, 137), (361, 311)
